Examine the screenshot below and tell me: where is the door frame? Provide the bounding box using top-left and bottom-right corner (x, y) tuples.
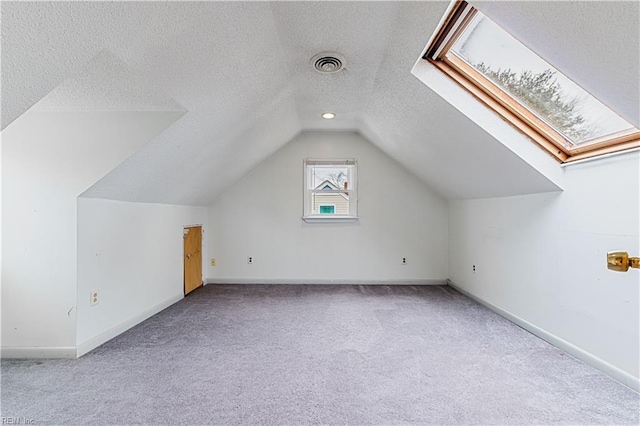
(183, 224), (203, 295)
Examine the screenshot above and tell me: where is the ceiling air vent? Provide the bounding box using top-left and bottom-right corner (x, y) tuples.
(311, 52), (345, 74)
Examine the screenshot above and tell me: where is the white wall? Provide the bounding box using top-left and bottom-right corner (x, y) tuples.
(207, 131), (448, 283)
(448, 151), (640, 390)
(1, 110), (183, 356)
(76, 198), (207, 355)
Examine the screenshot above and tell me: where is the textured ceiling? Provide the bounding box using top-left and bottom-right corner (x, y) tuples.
(32, 50), (186, 113)
(2, 1), (638, 205)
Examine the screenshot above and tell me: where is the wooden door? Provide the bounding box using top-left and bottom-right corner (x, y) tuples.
(183, 226), (202, 295)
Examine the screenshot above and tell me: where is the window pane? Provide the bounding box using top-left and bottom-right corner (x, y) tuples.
(318, 205), (335, 214)
(311, 191), (350, 215)
(309, 165), (351, 190)
(450, 11), (635, 147)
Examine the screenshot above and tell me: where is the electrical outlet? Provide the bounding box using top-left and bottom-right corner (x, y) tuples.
(210, 258), (216, 267)
(402, 257), (407, 265)
(247, 256), (253, 265)
(90, 291), (99, 306)
(473, 264), (477, 273)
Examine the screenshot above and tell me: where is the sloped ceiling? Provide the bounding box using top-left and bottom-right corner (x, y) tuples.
(31, 50), (186, 113)
(2, 1), (638, 205)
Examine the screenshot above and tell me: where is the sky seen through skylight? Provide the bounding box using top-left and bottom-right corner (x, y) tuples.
(452, 12), (635, 146)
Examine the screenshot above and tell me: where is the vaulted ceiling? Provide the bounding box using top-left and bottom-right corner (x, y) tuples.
(2, 1), (638, 205)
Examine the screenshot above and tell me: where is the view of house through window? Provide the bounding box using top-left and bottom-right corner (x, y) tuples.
(318, 205), (336, 214)
(426, 1), (640, 161)
(303, 159), (357, 221)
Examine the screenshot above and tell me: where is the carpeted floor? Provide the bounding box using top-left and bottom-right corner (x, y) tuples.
(1, 284), (638, 425)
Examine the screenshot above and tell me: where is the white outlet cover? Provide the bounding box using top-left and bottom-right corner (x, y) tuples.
(90, 291), (99, 306)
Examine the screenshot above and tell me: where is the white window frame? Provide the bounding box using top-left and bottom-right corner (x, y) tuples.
(303, 159), (358, 223)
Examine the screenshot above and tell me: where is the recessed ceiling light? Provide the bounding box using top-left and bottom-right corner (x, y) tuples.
(322, 112), (335, 120)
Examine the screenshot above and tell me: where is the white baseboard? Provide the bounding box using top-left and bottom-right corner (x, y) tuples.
(76, 294), (183, 357)
(1, 346), (77, 359)
(447, 280), (640, 392)
(205, 278), (447, 285)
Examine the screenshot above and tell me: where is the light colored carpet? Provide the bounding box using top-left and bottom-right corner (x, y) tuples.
(1, 284), (638, 425)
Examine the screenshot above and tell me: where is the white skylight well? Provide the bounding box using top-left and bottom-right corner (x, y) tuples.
(425, 1), (640, 162)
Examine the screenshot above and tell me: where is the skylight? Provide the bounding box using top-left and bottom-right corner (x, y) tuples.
(425, 1), (640, 162)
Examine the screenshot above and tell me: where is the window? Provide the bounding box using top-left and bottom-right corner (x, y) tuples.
(425, 1), (640, 163)
(303, 159), (357, 222)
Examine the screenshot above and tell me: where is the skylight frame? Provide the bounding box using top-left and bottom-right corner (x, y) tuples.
(424, 1), (640, 163)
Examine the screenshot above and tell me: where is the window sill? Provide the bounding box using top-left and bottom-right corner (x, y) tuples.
(302, 216), (359, 224)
